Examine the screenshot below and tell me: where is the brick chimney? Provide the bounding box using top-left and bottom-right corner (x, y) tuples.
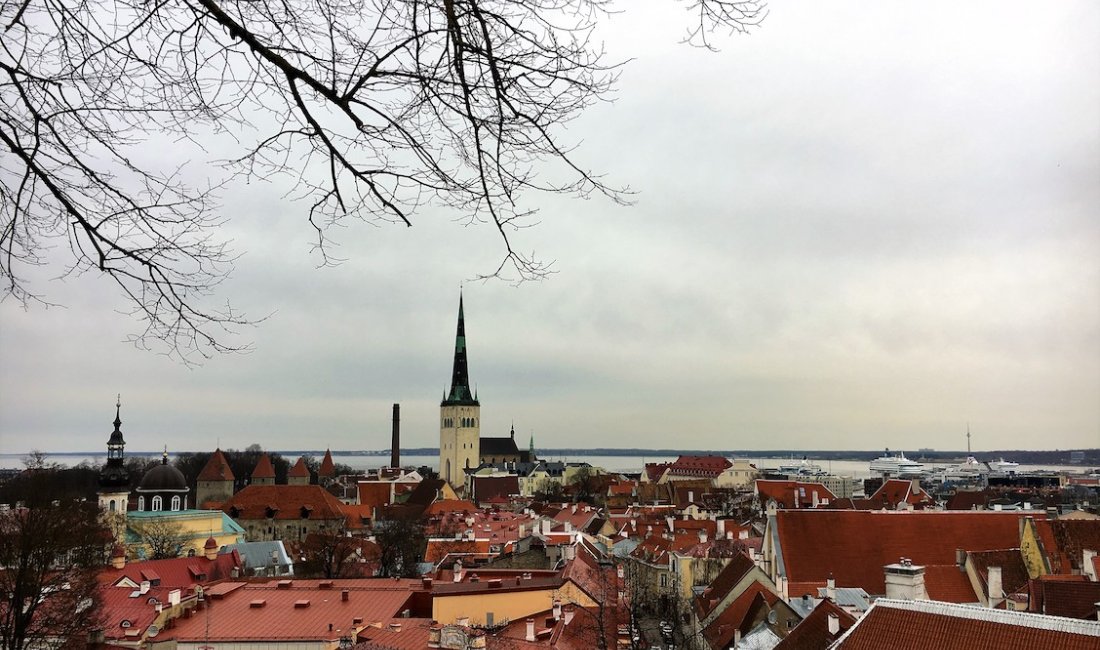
(525, 619), (536, 642)
(391, 403), (400, 468)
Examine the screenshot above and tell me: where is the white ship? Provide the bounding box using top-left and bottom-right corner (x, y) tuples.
(942, 456), (984, 481)
(987, 458), (1020, 473)
(869, 449), (925, 477)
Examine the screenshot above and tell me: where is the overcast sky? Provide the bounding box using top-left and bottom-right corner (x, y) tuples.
(1, 1), (1097, 457)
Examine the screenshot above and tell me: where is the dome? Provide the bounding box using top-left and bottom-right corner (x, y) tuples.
(137, 462), (189, 493)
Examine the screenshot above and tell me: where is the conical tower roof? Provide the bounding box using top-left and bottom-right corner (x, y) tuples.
(289, 456), (311, 479)
(197, 448), (235, 482)
(442, 292), (478, 406)
(252, 452), (276, 480)
(319, 449), (336, 478)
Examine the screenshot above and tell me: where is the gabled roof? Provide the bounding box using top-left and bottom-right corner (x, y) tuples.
(252, 453), (276, 480)
(922, 564), (978, 603)
(774, 510), (1044, 595)
(197, 449), (235, 482)
(701, 583), (778, 650)
(968, 548), (1030, 597)
(833, 598), (1100, 650)
(695, 552), (759, 618)
(480, 437), (520, 456)
(222, 485), (346, 521)
(99, 550), (242, 591)
(423, 499), (477, 516)
(870, 479), (934, 509)
(774, 598), (855, 650)
(757, 480), (837, 509)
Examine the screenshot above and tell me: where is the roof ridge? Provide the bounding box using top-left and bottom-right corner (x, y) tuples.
(871, 598), (1100, 636)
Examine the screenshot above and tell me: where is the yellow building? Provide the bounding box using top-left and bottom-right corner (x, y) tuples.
(440, 294), (481, 487)
(126, 509), (245, 560)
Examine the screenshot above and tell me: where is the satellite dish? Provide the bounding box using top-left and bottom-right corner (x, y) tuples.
(147, 625), (159, 638)
(767, 611), (778, 625)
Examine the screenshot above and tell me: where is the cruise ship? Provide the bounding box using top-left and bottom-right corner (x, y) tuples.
(869, 449), (925, 477)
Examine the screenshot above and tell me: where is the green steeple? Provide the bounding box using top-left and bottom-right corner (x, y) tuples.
(442, 292), (479, 406)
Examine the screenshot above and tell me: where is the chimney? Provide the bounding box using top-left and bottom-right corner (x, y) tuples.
(698, 529), (707, 544)
(987, 566), (1002, 607)
(617, 564), (625, 579)
(826, 575), (836, 602)
(717, 519), (726, 538)
(140, 581), (151, 595)
(778, 576), (788, 601)
(884, 559), (927, 601)
(812, 488), (820, 508)
(391, 403), (400, 468)
(733, 630), (741, 646)
(1083, 550), (1098, 581)
(827, 613), (840, 636)
(688, 490), (694, 503)
(454, 560), (462, 582)
(956, 548), (966, 568)
(563, 604), (575, 625)
(341, 590), (350, 602)
(526, 619), (536, 642)
(553, 600), (562, 620)
(563, 544), (575, 562)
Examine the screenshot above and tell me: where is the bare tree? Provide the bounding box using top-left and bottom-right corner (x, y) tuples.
(0, 500), (109, 650)
(1, 0), (764, 360)
(374, 509), (426, 578)
(130, 517), (188, 560)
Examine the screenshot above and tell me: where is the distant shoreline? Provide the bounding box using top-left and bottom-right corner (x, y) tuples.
(2, 447), (1097, 465)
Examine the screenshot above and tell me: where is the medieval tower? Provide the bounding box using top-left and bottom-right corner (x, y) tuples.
(439, 293), (480, 486)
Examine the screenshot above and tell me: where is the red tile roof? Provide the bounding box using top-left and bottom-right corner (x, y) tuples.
(1029, 577), (1100, 620)
(1049, 520), (1100, 575)
(222, 484), (346, 521)
(252, 453), (276, 480)
(424, 538), (493, 564)
(423, 499), (477, 516)
(289, 456), (311, 478)
(161, 579), (422, 641)
(98, 551), (242, 591)
(757, 480), (837, 509)
(967, 549), (1030, 597)
(774, 598), (855, 650)
(197, 449), (235, 482)
(774, 510), (1043, 595)
(667, 455), (732, 478)
(834, 598), (1100, 650)
(921, 564), (978, 603)
(695, 552), (759, 618)
(870, 479), (934, 509)
(701, 583), (778, 649)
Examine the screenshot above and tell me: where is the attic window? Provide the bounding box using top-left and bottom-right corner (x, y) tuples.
(300, 506), (312, 519)
(120, 620), (132, 628)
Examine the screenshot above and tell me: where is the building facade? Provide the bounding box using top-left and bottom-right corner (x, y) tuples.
(440, 294), (481, 486)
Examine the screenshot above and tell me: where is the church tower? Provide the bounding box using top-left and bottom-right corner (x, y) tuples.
(439, 293), (480, 487)
(97, 396), (130, 515)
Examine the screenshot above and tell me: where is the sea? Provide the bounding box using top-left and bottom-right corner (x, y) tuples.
(0, 452), (1090, 479)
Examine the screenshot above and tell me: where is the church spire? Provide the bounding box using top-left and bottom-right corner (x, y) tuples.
(443, 292), (478, 406)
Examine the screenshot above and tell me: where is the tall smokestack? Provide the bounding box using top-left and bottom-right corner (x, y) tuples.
(391, 403), (400, 468)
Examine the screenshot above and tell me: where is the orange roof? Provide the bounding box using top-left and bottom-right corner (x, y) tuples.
(252, 453), (276, 479)
(98, 551), (242, 591)
(757, 480), (837, 509)
(197, 449), (235, 482)
(922, 564), (978, 603)
(423, 499), (477, 516)
(702, 582), (777, 649)
(870, 479), (934, 509)
(319, 449), (336, 477)
(160, 579), (421, 642)
(424, 538), (492, 564)
(289, 456), (311, 479)
(222, 484), (346, 521)
(775, 598), (855, 650)
(775, 510), (1044, 595)
(834, 598), (1100, 649)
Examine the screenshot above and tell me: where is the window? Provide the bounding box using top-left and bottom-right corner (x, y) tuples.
(151, 496), (162, 511)
(109, 499), (116, 512)
(659, 574), (668, 588)
(138, 496), (145, 511)
(171, 496), (181, 511)
(486, 612), (494, 626)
